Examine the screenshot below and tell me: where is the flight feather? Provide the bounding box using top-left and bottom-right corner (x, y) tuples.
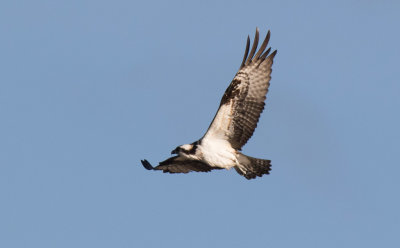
(203, 28), (277, 150)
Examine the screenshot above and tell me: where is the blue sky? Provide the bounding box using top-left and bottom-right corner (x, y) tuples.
(1, 0), (399, 247)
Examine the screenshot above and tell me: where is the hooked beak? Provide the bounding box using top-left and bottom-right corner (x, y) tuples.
(171, 147), (179, 155)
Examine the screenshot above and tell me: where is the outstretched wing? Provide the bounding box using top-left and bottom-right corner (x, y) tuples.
(141, 156), (219, 174)
(203, 28), (277, 150)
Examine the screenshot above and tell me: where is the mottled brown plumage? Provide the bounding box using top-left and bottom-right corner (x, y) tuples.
(205, 28), (277, 150)
(141, 28), (277, 179)
(141, 157), (220, 174)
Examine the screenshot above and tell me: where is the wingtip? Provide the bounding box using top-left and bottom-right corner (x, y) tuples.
(240, 36), (251, 69)
(270, 49), (278, 58)
(245, 28), (260, 65)
(266, 30), (271, 42)
(141, 159), (154, 170)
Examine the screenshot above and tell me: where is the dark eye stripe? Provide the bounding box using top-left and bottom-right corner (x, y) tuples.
(188, 142), (198, 155)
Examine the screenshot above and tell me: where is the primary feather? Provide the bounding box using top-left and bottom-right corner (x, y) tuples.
(141, 28), (277, 179)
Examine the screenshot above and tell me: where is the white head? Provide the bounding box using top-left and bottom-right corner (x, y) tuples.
(171, 144), (194, 156)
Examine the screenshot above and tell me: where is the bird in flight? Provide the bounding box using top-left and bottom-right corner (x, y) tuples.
(141, 28), (277, 179)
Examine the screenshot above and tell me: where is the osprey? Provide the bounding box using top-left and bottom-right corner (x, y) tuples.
(141, 28), (277, 179)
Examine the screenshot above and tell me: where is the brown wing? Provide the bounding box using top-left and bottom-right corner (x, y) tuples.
(141, 157), (219, 174)
(203, 28), (277, 150)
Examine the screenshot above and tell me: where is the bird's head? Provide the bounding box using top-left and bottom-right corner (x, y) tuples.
(171, 144), (195, 155)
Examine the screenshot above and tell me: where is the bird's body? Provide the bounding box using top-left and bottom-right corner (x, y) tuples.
(141, 28), (277, 179)
(192, 138), (237, 169)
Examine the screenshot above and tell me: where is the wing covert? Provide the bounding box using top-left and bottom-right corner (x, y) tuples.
(203, 28), (277, 150)
(141, 157), (217, 174)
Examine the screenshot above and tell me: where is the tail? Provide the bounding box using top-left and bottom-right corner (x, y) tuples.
(235, 153), (271, 180)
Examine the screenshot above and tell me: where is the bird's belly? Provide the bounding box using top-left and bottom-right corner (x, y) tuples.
(199, 139), (237, 169)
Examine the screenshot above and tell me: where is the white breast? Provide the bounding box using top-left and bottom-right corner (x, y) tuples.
(198, 137), (237, 169)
